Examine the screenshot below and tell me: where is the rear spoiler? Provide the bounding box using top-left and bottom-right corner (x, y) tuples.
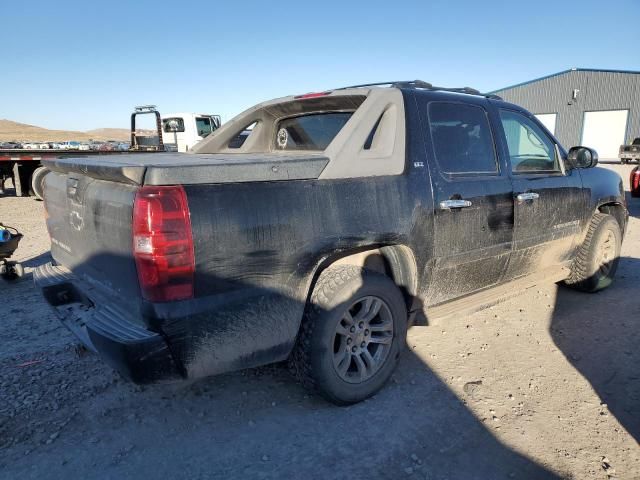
(43, 153), (330, 186)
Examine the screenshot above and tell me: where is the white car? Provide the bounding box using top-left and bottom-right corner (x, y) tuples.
(58, 141), (81, 150)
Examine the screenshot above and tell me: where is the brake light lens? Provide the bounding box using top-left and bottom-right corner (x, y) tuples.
(132, 185), (195, 302)
(631, 168), (640, 192)
(294, 91), (332, 99)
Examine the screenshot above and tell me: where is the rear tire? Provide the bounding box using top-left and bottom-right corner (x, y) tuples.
(31, 166), (49, 201)
(289, 265), (407, 405)
(564, 213), (621, 292)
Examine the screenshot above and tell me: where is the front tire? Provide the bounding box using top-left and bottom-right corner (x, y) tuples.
(289, 265), (407, 405)
(564, 213), (621, 292)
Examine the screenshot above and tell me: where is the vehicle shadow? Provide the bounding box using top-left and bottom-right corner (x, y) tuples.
(550, 196), (640, 442)
(551, 258), (640, 442)
(0, 186), (16, 197)
(626, 191), (639, 218)
(20, 251), (52, 269)
(4, 251), (563, 480)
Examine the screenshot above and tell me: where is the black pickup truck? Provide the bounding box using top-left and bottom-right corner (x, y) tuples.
(35, 81), (628, 405)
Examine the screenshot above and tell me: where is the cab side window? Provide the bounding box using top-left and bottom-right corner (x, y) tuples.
(499, 110), (560, 173)
(428, 102), (498, 175)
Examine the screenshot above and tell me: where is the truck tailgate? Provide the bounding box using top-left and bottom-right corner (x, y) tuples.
(44, 170), (142, 308)
(42, 151), (329, 311)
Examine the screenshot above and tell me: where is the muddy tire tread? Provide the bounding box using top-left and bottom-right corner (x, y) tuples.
(289, 265), (364, 393)
(565, 212), (619, 292)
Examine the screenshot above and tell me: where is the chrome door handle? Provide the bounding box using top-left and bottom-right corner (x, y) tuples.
(516, 192), (540, 202)
(439, 199), (472, 210)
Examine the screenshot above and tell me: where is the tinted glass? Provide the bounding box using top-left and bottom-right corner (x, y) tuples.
(228, 122), (257, 149)
(428, 102), (497, 174)
(275, 112), (353, 151)
(499, 110), (559, 173)
(195, 117), (213, 137)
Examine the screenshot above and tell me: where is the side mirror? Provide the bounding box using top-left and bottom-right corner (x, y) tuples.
(567, 146), (598, 169)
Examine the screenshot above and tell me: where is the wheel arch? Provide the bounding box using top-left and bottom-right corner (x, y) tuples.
(597, 202), (628, 235)
(307, 244), (419, 310)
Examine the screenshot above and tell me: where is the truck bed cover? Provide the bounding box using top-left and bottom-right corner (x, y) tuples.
(43, 152), (330, 185)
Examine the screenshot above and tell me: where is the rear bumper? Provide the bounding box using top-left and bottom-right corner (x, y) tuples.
(34, 262), (182, 384)
(620, 152), (640, 161)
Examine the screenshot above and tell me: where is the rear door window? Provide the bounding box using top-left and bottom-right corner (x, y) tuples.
(428, 102), (498, 174)
(275, 112), (353, 151)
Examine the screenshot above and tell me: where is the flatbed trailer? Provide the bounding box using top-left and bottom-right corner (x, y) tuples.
(1, 105), (222, 198)
(0, 105), (170, 198)
(0, 149), (157, 197)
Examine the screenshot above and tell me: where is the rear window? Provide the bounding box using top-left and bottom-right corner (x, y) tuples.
(275, 112), (353, 151)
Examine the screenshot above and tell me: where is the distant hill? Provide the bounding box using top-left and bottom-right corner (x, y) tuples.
(0, 120), (134, 142)
(85, 128), (134, 140)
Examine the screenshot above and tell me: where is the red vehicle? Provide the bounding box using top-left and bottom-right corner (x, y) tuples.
(631, 165), (640, 197)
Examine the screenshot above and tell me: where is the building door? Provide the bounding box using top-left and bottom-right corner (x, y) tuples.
(534, 113), (557, 135)
(581, 110), (629, 160)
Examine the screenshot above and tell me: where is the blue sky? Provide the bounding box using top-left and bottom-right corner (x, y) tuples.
(1, 0), (638, 131)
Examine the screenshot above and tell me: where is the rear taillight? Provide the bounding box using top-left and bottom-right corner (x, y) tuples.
(132, 185), (195, 302)
(294, 91), (332, 99)
(631, 168), (640, 191)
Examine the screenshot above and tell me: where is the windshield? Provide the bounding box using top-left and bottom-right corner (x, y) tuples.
(275, 112), (353, 151)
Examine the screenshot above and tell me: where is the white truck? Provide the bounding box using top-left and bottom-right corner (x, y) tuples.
(161, 113), (221, 152)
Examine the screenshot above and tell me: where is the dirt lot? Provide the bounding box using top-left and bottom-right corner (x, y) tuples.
(0, 163), (638, 480)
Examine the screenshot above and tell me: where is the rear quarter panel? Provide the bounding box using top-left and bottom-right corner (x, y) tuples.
(163, 174), (431, 378)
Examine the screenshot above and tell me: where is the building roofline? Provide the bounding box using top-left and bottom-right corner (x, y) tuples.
(489, 68), (640, 93)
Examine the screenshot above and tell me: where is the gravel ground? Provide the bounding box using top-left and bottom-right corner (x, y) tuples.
(0, 163), (638, 480)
